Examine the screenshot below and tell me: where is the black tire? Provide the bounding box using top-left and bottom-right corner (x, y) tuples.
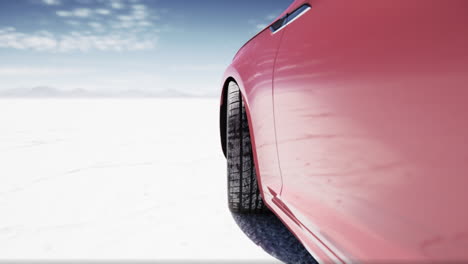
(227, 81), (268, 214)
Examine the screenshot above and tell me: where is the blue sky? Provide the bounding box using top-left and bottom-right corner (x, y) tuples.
(0, 0), (292, 96)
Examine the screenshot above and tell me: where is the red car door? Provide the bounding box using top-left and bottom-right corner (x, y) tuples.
(273, 0), (468, 261)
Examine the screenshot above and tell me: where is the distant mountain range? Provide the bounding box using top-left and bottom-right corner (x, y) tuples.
(0, 87), (217, 98)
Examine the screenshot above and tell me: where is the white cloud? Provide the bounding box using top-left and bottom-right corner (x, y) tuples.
(88, 22), (102, 28)
(55, 1), (155, 29)
(109, 3), (152, 29)
(138, 21), (152, 27)
(1, 1), (161, 53)
(66, 20), (81, 26)
(110, 0), (124, 9)
(0, 27), (15, 34)
(131, 4), (148, 20)
(0, 30), (57, 51)
(96, 9), (111, 15)
(0, 27), (157, 52)
(88, 22), (104, 31)
(74, 8), (91, 17)
(57, 34), (156, 52)
(42, 0), (61, 5)
(111, 21), (131, 29)
(132, 4), (146, 11)
(118, 15), (133, 21)
(56, 8), (91, 18)
(56, 10), (72, 17)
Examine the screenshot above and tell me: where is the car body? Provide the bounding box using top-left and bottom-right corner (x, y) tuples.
(219, 0), (468, 262)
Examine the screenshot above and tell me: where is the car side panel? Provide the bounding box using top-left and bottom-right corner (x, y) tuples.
(273, 0), (468, 262)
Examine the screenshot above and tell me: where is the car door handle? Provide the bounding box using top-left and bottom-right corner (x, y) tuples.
(270, 4), (311, 34)
(270, 16), (287, 32)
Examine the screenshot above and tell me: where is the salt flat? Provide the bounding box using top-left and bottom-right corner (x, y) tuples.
(0, 99), (279, 262)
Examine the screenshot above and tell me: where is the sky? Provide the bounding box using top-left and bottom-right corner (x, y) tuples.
(0, 0), (293, 97)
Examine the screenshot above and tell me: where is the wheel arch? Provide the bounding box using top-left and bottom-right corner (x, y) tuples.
(220, 71), (272, 214)
(219, 76), (237, 158)
(219, 72), (250, 158)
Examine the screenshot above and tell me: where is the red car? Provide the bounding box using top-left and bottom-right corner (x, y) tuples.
(219, 0), (468, 262)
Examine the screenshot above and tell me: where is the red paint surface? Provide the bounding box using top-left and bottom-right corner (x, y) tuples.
(221, 0), (468, 262)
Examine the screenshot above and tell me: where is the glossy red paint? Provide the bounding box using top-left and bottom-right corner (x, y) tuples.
(221, 0), (468, 262)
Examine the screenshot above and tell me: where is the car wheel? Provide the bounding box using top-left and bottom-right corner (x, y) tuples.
(226, 81), (268, 214)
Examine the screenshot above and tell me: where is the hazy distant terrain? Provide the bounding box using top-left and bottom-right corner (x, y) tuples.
(0, 87), (216, 98)
(0, 99), (278, 261)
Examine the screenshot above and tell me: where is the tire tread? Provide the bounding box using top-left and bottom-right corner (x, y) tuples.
(226, 81), (268, 214)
